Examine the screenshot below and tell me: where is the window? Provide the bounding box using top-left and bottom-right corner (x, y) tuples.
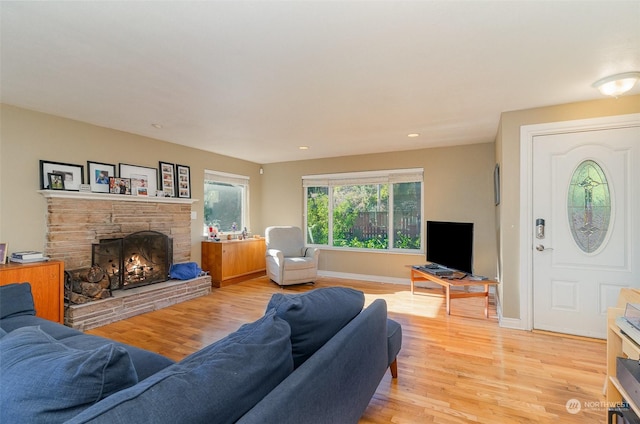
(568, 160), (611, 253)
(303, 169), (423, 252)
(204, 170), (249, 234)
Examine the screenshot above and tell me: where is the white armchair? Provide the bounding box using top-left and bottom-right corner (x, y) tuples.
(265, 226), (319, 286)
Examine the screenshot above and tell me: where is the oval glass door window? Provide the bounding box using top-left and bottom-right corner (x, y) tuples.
(567, 160), (611, 253)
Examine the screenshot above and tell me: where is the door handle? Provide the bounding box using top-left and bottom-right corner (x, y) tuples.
(536, 244), (554, 252)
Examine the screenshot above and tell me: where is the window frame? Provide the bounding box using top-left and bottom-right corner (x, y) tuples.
(203, 170), (250, 235)
(303, 168), (424, 253)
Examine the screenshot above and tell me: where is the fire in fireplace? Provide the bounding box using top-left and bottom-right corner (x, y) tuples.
(92, 231), (173, 290)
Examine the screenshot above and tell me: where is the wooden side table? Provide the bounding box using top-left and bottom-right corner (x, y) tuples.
(410, 267), (498, 318)
(0, 260), (65, 323)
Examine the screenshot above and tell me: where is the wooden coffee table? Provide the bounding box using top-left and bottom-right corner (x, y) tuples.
(410, 267), (499, 318)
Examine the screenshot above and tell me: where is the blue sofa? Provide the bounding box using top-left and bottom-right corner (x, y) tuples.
(0, 282), (402, 423)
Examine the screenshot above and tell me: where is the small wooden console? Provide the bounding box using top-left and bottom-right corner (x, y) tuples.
(201, 238), (266, 287)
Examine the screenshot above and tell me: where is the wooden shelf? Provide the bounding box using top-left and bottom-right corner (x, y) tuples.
(39, 190), (197, 204)
(606, 288), (640, 419)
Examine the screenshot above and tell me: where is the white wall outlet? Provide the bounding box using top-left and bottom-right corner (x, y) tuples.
(191, 211), (197, 220)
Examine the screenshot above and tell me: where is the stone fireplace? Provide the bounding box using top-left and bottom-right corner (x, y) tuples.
(92, 230), (173, 290)
(41, 191), (211, 330)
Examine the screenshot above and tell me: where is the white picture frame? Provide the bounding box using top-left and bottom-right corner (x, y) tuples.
(119, 163), (158, 196)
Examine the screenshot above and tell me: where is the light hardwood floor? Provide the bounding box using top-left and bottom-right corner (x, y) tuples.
(87, 276), (606, 423)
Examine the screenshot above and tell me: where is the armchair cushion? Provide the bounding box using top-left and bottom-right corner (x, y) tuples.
(266, 287), (365, 368)
(265, 226), (304, 257)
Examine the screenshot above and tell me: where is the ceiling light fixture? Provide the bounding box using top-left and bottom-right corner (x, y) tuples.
(151, 123), (163, 129)
(299, 146), (309, 150)
(407, 133), (420, 138)
(592, 72), (640, 97)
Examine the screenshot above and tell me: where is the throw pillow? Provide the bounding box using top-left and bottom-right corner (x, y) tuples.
(0, 282), (36, 319)
(68, 309), (293, 424)
(0, 327), (6, 338)
(0, 326), (138, 423)
(266, 287), (365, 368)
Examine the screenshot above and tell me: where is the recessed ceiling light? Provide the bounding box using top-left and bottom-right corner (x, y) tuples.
(407, 133), (420, 138)
(151, 123), (163, 129)
(299, 146), (309, 150)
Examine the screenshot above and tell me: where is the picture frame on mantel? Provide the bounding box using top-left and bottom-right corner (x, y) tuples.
(176, 164), (191, 198)
(119, 163), (158, 197)
(0, 242), (7, 264)
(40, 160), (84, 191)
(87, 161), (116, 193)
(159, 161), (176, 197)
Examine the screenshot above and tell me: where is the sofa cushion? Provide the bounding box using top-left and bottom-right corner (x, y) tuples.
(68, 309), (293, 424)
(266, 287), (365, 368)
(0, 327), (6, 338)
(0, 315), (174, 381)
(0, 326), (138, 423)
(0, 282), (36, 319)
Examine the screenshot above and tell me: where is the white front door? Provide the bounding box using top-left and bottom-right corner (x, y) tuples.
(532, 124), (640, 338)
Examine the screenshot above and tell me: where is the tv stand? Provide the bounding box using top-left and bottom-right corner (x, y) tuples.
(409, 266), (498, 318)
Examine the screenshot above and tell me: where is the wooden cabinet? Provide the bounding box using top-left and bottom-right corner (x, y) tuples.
(0, 260), (64, 324)
(606, 288), (640, 418)
(201, 238), (266, 287)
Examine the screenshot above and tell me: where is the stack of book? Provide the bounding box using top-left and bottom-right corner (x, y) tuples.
(10, 251), (50, 263)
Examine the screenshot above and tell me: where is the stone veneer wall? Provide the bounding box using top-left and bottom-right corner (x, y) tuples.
(44, 196), (192, 269)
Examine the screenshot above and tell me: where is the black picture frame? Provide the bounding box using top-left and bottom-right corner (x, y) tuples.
(40, 160), (84, 190)
(494, 164), (500, 206)
(48, 173), (65, 190)
(87, 161), (116, 193)
(176, 164), (191, 198)
(159, 161), (176, 197)
(109, 177), (131, 195)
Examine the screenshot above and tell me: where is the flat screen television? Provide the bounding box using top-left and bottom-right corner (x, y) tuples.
(426, 220), (474, 274)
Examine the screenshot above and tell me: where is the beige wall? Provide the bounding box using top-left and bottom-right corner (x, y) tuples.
(0, 105), (263, 262)
(260, 143), (498, 281)
(0, 104), (498, 286)
(496, 94), (640, 320)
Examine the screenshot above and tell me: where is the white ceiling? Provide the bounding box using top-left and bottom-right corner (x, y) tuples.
(1, 1), (639, 164)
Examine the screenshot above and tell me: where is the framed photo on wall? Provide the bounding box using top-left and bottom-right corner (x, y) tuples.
(119, 163), (157, 196)
(494, 164), (501, 206)
(0, 242), (7, 264)
(87, 161), (116, 193)
(40, 160), (84, 190)
(159, 161), (175, 197)
(176, 164), (191, 198)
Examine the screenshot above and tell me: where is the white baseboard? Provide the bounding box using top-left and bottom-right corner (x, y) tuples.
(498, 316), (526, 330)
